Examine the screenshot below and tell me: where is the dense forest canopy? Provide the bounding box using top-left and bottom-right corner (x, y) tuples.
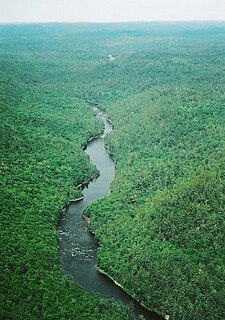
(0, 22), (224, 319)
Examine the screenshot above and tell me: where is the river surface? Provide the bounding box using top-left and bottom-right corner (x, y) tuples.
(58, 106), (163, 320)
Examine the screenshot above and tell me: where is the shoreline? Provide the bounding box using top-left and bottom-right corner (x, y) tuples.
(97, 267), (160, 316)
(58, 101), (164, 320)
(83, 206), (163, 317)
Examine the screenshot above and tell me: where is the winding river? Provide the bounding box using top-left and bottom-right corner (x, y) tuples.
(58, 105), (163, 320)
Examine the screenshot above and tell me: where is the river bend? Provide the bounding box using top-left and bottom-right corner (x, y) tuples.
(58, 105), (162, 320)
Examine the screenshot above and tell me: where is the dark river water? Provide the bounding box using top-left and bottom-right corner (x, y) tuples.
(58, 106), (163, 320)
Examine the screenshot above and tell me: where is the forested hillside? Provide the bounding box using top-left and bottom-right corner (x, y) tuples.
(1, 22), (225, 319)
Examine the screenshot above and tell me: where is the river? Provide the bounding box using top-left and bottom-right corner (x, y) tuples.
(58, 105), (163, 320)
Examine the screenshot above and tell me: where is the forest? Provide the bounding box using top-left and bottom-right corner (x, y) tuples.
(1, 22), (225, 319)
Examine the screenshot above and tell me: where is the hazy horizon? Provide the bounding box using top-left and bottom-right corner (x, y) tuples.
(1, 0), (225, 23)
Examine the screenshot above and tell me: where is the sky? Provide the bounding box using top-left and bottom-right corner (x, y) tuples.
(0, 0), (225, 23)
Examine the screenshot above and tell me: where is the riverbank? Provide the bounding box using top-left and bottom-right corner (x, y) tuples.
(58, 105), (162, 320)
(97, 267), (154, 314)
(84, 214), (164, 319)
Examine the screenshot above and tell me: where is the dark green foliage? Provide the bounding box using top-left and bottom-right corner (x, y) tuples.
(1, 22), (225, 319)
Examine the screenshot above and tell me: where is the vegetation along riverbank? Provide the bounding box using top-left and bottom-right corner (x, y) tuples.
(1, 22), (225, 319)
